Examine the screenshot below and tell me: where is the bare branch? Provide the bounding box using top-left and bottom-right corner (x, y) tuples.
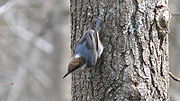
(169, 71), (180, 82)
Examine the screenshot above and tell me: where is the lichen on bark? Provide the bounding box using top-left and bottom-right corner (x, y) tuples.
(70, 0), (170, 101)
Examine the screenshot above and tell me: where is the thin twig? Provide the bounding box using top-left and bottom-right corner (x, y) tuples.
(0, 82), (14, 87)
(169, 71), (180, 82)
(172, 12), (180, 16)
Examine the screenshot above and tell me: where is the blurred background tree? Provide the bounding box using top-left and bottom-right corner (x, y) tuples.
(0, 0), (71, 101)
(169, 0), (180, 100)
(0, 0), (179, 101)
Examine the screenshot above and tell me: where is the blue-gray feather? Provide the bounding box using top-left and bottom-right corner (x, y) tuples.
(75, 41), (95, 67)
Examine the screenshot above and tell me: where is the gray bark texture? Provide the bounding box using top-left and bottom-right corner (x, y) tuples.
(70, 0), (171, 101)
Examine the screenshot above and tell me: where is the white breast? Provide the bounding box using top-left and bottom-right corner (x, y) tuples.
(97, 32), (104, 58)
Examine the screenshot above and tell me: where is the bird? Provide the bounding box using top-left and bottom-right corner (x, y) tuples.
(63, 17), (104, 79)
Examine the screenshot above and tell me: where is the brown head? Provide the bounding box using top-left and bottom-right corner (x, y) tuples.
(63, 56), (86, 79)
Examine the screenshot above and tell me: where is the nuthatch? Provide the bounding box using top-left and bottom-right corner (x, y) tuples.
(63, 17), (104, 78)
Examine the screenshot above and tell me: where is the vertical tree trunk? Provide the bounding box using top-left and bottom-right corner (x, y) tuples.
(70, 0), (171, 101)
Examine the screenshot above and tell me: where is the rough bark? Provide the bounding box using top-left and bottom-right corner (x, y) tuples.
(70, 0), (171, 101)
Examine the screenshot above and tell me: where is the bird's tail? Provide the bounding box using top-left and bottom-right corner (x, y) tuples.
(96, 17), (103, 32)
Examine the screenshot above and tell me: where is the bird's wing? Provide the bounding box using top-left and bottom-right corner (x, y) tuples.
(76, 29), (97, 67)
(79, 31), (93, 49)
(79, 31), (91, 44)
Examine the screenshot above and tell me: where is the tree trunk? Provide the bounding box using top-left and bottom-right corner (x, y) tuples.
(70, 0), (171, 101)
